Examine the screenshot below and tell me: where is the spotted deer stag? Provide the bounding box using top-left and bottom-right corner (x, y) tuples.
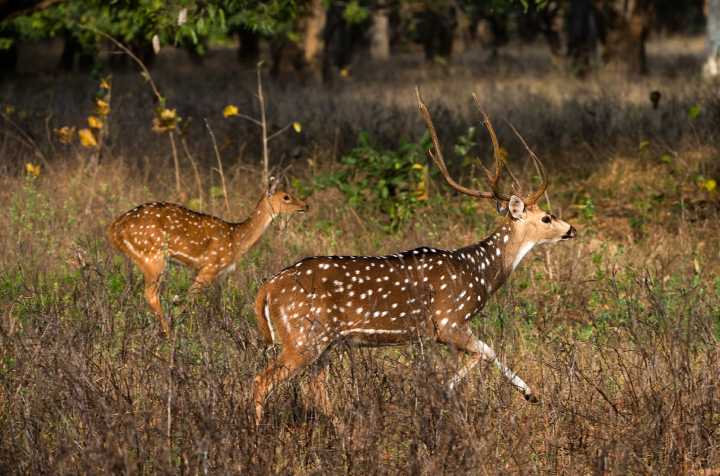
(108, 190), (308, 335)
(253, 91), (576, 423)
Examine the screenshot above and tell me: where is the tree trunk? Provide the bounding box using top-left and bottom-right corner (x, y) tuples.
(236, 27), (260, 64)
(416, 4), (456, 62)
(303, 0), (326, 77)
(59, 32), (94, 72)
(601, 0), (653, 75)
(369, 4), (390, 61)
(566, 0), (600, 77)
(704, 0), (720, 77)
(452, 3), (471, 56)
(0, 41), (17, 77)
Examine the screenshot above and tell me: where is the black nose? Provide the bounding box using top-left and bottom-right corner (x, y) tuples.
(562, 226), (576, 240)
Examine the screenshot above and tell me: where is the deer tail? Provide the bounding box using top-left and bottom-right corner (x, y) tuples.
(254, 285), (276, 345)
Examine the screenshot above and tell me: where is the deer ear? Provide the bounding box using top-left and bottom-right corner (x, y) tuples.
(508, 195), (526, 220)
(267, 177), (279, 196)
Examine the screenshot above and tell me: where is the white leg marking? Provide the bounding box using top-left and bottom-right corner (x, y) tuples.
(447, 338), (532, 397)
(339, 328), (406, 335)
(122, 239), (142, 260)
(264, 296), (277, 344)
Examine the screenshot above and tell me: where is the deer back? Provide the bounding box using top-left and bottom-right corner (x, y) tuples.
(108, 202), (234, 267)
(257, 244), (503, 348)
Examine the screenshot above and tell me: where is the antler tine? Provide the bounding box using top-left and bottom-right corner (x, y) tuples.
(506, 121), (548, 205)
(416, 87), (496, 199)
(472, 94), (512, 202)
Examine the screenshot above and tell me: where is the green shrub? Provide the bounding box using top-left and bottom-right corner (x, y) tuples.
(314, 131), (432, 233)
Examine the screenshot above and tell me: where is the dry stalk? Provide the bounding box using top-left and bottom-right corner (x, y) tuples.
(205, 119), (231, 215)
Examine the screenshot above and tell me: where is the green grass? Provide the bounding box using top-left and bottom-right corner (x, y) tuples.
(1, 37), (720, 473)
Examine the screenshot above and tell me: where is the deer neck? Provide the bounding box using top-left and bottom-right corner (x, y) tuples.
(230, 198), (276, 256)
(462, 221), (537, 294)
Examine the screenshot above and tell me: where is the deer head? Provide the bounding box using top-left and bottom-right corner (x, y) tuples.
(416, 88), (575, 260)
(264, 191), (309, 217)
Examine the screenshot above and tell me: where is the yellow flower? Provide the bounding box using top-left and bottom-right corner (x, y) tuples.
(99, 77), (111, 90)
(78, 128), (98, 148)
(703, 178), (717, 192)
(3, 104), (15, 115)
(54, 126), (76, 144)
(25, 163), (40, 177)
(339, 68), (350, 78)
(152, 108), (179, 133)
(160, 108), (176, 121)
(87, 115), (103, 129)
(292, 121), (302, 133)
(96, 99), (110, 116)
(223, 104), (239, 118)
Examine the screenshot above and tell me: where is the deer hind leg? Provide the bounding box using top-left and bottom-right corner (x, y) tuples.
(254, 344), (328, 425)
(301, 351), (333, 417)
(439, 327), (537, 402)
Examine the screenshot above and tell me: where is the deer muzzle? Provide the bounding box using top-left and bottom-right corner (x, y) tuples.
(561, 226), (577, 240)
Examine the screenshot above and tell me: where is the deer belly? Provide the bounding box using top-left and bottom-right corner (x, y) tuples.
(338, 327), (412, 346)
(168, 250), (200, 267)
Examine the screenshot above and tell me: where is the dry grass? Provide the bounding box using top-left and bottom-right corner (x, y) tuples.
(1, 36), (719, 474)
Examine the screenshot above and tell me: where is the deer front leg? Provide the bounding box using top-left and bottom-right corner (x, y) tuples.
(439, 327), (538, 402)
(142, 261), (170, 336)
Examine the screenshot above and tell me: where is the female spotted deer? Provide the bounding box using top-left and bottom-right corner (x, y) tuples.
(107, 190), (307, 335)
(253, 91), (576, 422)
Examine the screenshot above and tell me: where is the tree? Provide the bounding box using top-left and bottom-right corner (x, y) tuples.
(0, 0), (299, 71)
(566, 0), (600, 76)
(600, 0), (654, 75)
(704, 0), (720, 76)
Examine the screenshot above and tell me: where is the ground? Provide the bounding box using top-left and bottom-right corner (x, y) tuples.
(0, 35), (719, 473)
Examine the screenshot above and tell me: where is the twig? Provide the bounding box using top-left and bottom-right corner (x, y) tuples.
(79, 25), (163, 103)
(167, 332), (176, 466)
(169, 132), (181, 197)
(257, 64), (270, 191)
(267, 123), (293, 142)
(205, 119), (231, 215)
(180, 136), (204, 205)
(232, 112), (262, 127)
(0, 111), (51, 171)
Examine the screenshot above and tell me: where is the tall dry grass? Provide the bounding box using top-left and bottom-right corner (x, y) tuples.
(0, 36), (719, 474)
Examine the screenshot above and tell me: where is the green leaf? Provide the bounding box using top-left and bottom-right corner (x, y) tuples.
(210, 186), (224, 199)
(688, 104), (701, 120)
(343, 1), (369, 24)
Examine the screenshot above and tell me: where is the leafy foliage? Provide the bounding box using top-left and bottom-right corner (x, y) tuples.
(0, 0), (298, 54)
(314, 131), (431, 232)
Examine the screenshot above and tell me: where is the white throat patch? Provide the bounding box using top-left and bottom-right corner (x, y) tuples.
(512, 241), (536, 271)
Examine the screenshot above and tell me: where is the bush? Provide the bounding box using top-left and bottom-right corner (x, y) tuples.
(314, 131), (432, 232)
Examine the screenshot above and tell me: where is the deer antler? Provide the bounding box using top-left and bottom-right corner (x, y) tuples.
(416, 87), (511, 202)
(472, 93), (514, 202)
(505, 121), (548, 205)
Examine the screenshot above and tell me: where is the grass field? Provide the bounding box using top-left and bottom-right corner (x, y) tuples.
(1, 36), (720, 473)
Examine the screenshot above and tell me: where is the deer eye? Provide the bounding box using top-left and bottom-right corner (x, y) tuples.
(283, 195), (290, 201)
(542, 215), (552, 224)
